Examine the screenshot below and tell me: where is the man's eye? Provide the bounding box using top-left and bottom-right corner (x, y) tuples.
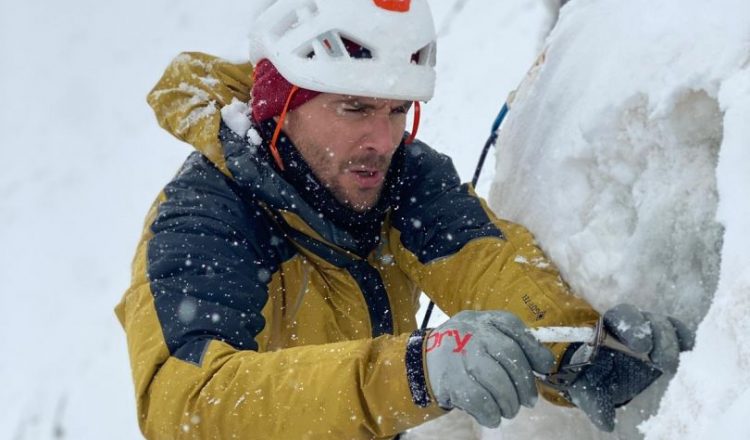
(343, 106), (366, 113)
(391, 106), (408, 115)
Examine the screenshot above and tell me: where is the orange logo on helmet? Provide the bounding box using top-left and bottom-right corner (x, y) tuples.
(374, 0), (411, 13)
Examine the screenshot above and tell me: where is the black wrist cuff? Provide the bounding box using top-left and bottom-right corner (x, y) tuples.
(405, 329), (431, 407)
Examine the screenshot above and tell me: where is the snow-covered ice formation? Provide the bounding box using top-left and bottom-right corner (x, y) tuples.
(482, 0), (749, 439)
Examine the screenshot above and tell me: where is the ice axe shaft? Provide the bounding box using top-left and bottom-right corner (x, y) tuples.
(529, 319), (653, 364)
(528, 326), (596, 343)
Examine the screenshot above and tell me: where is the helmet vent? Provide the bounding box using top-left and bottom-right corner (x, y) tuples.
(300, 34), (374, 60)
(413, 42), (436, 67)
(270, 2), (319, 39)
(315, 31), (349, 59)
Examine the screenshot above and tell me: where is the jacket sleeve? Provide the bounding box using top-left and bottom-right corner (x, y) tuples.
(389, 142), (599, 373)
(115, 154), (443, 439)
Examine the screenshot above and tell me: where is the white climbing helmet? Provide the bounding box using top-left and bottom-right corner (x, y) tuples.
(249, 0), (437, 102)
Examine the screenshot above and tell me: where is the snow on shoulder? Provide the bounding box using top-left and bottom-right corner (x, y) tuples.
(484, 0), (750, 439)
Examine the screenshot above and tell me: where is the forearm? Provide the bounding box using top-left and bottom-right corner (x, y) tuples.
(443, 218), (598, 328)
(394, 216), (598, 329)
(391, 186), (598, 386)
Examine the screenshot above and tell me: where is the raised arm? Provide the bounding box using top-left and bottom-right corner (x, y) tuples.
(389, 143), (599, 364)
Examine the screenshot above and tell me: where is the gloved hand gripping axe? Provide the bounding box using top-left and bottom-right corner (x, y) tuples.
(530, 304), (693, 432)
(529, 317), (661, 391)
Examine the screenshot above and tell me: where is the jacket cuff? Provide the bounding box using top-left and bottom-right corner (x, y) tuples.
(405, 330), (431, 407)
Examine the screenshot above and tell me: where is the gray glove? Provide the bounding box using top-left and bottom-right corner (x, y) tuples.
(565, 304), (695, 432)
(424, 310), (556, 428)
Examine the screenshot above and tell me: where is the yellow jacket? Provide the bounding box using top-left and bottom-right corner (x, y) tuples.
(116, 52), (598, 439)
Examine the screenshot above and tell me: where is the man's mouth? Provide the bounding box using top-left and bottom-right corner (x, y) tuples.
(348, 168), (384, 189)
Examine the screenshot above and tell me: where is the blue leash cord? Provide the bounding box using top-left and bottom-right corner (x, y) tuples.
(420, 102), (510, 331)
(471, 103), (509, 187)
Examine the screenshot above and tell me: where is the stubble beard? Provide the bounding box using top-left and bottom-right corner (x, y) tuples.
(328, 176), (383, 213)
(303, 144), (391, 213)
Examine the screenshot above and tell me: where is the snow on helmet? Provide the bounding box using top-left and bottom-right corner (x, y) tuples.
(249, 0), (437, 102)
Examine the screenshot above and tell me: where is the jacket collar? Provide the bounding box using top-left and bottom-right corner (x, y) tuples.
(220, 120), (405, 258)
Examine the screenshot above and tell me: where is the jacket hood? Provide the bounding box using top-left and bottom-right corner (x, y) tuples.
(147, 52), (255, 176)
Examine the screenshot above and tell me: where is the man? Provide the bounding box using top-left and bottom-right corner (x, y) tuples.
(116, 0), (693, 438)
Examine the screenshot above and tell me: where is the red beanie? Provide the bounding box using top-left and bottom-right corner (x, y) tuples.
(251, 59), (320, 123)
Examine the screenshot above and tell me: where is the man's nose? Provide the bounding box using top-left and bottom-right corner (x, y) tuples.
(362, 113), (398, 154)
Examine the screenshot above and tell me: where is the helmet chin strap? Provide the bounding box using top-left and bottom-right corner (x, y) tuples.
(405, 101), (421, 144)
(270, 85), (300, 171)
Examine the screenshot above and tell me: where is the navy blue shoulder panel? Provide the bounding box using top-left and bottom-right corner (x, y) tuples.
(392, 141), (505, 264)
(147, 152), (294, 365)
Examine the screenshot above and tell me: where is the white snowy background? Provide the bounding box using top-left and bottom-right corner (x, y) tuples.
(0, 0), (746, 439)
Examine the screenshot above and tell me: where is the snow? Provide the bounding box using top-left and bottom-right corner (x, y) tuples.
(640, 57), (750, 440)
(1, 0), (747, 439)
(220, 98), (253, 137)
(480, 0), (748, 439)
